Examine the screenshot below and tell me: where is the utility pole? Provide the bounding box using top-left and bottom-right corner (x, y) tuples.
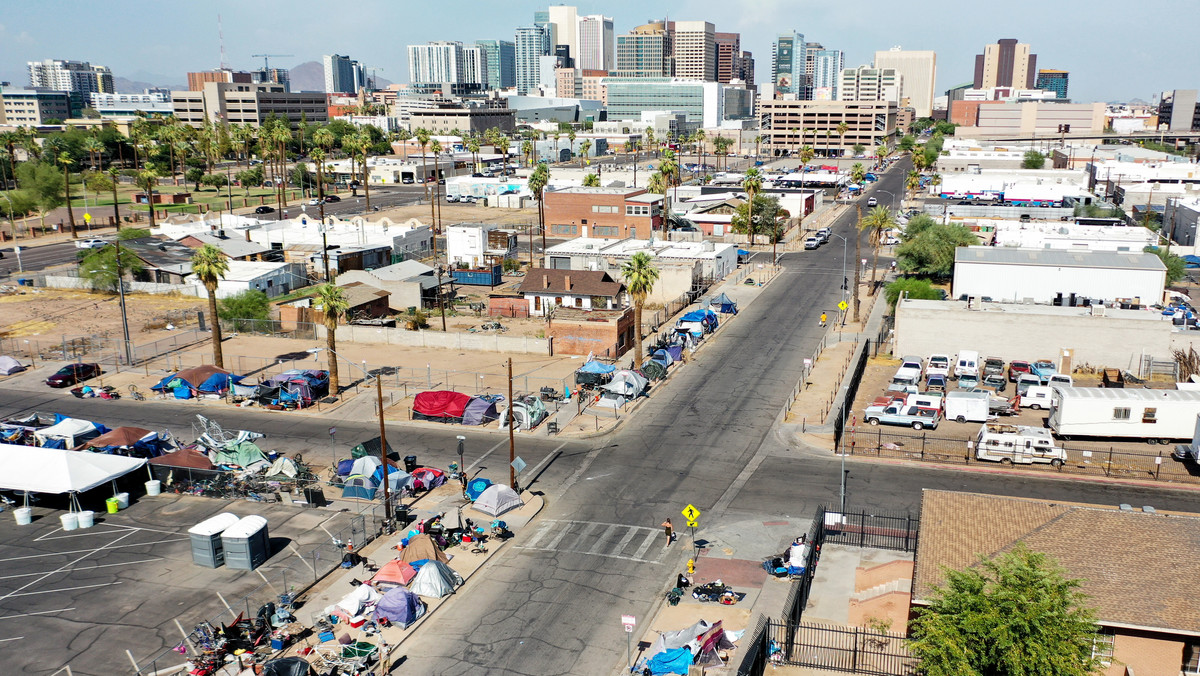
(852, 204), (862, 323)
(508, 358), (516, 491)
(115, 238), (133, 365)
(376, 367), (392, 530)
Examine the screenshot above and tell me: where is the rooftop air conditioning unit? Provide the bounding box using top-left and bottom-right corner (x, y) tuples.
(1091, 304), (1106, 317)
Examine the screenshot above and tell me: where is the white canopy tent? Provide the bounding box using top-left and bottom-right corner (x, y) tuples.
(0, 444), (147, 494)
(33, 418), (104, 448)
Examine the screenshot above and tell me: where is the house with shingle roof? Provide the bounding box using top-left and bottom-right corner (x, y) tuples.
(915, 490), (1200, 676)
(516, 268), (624, 318)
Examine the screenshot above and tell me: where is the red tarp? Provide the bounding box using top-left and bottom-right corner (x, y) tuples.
(147, 445), (215, 470)
(412, 391), (471, 418)
(75, 426), (153, 450)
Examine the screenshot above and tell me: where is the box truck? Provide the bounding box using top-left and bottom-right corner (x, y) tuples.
(973, 423), (1065, 467)
(945, 390), (991, 423)
(1047, 387), (1200, 443)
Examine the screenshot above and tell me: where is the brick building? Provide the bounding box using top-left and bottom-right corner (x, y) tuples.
(545, 307), (636, 358)
(543, 187), (664, 239)
(915, 490), (1200, 676)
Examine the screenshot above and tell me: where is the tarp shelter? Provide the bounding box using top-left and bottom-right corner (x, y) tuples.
(399, 533), (449, 565)
(330, 583), (381, 618)
(465, 477), (493, 501)
(371, 559), (418, 589)
(410, 467), (446, 489)
(77, 426), (164, 457)
(34, 417), (109, 449)
(694, 621), (738, 668)
(148, 446), (215, 470)
(641, 361), (667, 381)
(499, 396), (548, 431)
(575, 361), (616, 387)
(646, 648), (693, 675)
(265, 457), (300, 479)
(679, 309), (718, 332)
(372, 586), (426, 628)
(603, 370), (649, 398)
(708, 292), (737, 314)
(472, 484), (523, 517)
(412, 391), (471, 422)
(408, 560), (463, 599)
(211, 441), (267, 468)
(260, 657), (314, 676)
(1184, 255), (1200, 268)
(341, 475), (377, 500)
(462, 397), (500, 426)
(0, 356), (25, 375)
(0, 443), (146, 494)
(151, 365), (245, 395)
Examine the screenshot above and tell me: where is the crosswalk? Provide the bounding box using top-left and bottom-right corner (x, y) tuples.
(513, 520), (668, 564)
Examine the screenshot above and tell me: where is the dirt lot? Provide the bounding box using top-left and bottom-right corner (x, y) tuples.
(0, 287), (205, 341)
(844, 357), (1200, 484)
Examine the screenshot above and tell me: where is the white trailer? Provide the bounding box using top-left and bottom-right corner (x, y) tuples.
(1047, 387), (1200, 443)
(945, 390), (991, 423)
(973, 423), (1065, 466)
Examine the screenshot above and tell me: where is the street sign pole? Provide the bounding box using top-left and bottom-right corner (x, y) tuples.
(328, 427), (336, 471)
(621, 615), (636, 667)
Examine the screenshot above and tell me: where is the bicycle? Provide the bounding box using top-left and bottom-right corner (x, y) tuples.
(470, 541), (488, 554)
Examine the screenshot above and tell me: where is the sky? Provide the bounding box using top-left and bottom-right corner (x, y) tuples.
(2, 0), (1197, 104)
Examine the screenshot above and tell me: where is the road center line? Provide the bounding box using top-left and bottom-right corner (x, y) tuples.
(466, 439), (508, 472)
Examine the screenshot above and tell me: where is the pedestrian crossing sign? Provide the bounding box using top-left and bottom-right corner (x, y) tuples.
(682, 504), (700, 521)
(838, 301), (848, 311)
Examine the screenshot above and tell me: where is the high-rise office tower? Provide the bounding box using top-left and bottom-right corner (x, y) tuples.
(323, 54), (365, 94)
(250, 68), (290, 92)
(714, 32), (740, 84)
(515, 25), (551, 94)
(1035, 69), (1069, 99)
(27, 59), (114, 94)
(577, 15), (614, 72)
(838, 65), (901, 103)
(476, 40), (516, 90)
(873, 47), (936, 116)
(407, 41), (490, 91)
(973, 39), (1037, 89)
(547, 5), (579, 64)
(672, 21), (716, 81)
(615, 21), (673, 78)
(771, 33), (807, 96)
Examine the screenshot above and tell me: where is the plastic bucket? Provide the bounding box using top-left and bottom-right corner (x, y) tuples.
(77, 510), (95, 528)
(145, 480), (162, 496)
(105, 498), (120, 514)
(60, 513), (79, 531)
(13, 507), (32, 525)
(115, 492), (130, 509)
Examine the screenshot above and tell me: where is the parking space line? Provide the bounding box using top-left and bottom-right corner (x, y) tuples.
(0, 607), (75, 622)
(0, 558), (161, 581)
(0, 636), (24, 643)
(5, 581), (120, 598)
(0, 537), (187, 563)
(0, 530), (134, 603)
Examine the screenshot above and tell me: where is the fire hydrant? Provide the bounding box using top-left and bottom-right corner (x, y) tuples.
(687, 558), (695, 575)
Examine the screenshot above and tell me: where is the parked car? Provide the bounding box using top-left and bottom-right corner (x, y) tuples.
(1031, 359), (1057, 383)
(446, 195), (459, 203)
(1008, 360), (1032, 382)
(75, 238), (107, 249)
(981, 373), (1008, 393)
(816, 228), (831, 243)
(402, 176), (414, 184)
(899, 355), (924, 374)
(866, 197), (878, 207)
(804, 236), (821, 250)
(307, 198), (323, 206)
(957, 373), (980, 389)
(926, 373), (948, 393)
(983, 357), (1006, 377)
(254, 206), (275, 214)
(926, 354), (951, 378)
(324, 195), (341, 202)
(46, 363), (102, 388)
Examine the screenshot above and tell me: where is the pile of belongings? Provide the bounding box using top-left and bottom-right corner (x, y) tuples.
(151, 365), (246, 399)
(637, 620), (744, 674)
(241, 369), (330, 409)
(676, 309), (718, 338)
(498, 395), (548, 430)
(0, 411), (61, 445)
(574, 360), (615, 388)
(75, 426), (168, 458)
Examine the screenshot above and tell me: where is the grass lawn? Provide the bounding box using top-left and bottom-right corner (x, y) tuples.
(69, 181), (305, 215)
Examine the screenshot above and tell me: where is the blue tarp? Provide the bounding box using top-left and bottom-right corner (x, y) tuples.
(1184, 255), (1200, 268)
(152, 365), (245, 394)
(578, 361), (616, 374)
(466, 477), (493, 501)
(647, 648), (694, 675)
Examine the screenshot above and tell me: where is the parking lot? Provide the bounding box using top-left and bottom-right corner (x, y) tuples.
(846, 356), (1200, 484)
(0, 493), (360, 676)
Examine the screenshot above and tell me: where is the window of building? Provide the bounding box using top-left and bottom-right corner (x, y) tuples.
(1090, 630), (1114, 666)
(550, 224), (578, 235)
(574, 297), (583, 308)
(593, 225), (619, 237)
(1184, 641), (1200, 674)
(591, 205), (618, 214)
(626, 205), (650, 216)
(534, 296), (542, 312)
(1112, 407), (1131, 420)
(1142, 407), (1157, 423)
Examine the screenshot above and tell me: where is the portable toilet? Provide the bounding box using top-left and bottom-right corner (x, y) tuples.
(221, 515), (271, 571)
(188, 512), (241, 568)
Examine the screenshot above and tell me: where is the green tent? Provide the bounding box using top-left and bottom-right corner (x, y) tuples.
(211, 441), (268, 468)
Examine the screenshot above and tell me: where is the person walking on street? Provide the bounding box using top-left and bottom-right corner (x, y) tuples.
(662, 518), (674, 545)
(819, 312), (827, 327)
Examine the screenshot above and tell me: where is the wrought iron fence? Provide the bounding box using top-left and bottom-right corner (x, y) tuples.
(765, 620), (918, 675)
(834, 338), (872, 447)
(819, 506), (919, 553)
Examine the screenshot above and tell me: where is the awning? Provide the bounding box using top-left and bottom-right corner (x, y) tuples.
(0, 444), (147, 493)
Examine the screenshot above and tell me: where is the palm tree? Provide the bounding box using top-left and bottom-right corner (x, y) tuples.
(644, 127), (656, 158)
(567, 130), (576, 160)
(850, 163), (867, 187)
(647, 171), (666, 195)
(353, 131), (372, 210)
(496, 135), (511, 171)
(270, 123), (292, 208)
(875, 144), (889, 170)
(82, 136), (104, 170)
(191, 244), (229, 368)
(862, 205), (895, 289)
(106, 167), (121, 231)
(527, 163), (550, 265)
(693, 129), (706, 178)
(621, 251), (659, 360)
(753, 134), (763, 162)
(853, 205), (864, 323)
(415, 127), (431, 198)
(552, 132), (560, 161)
(741, 168), (762, 247)
(624, 138), (639, 187)
(836, 122), (849, 158)
(928, 174), (943, 197)
(660, 149), (679, 208)
(583, 173), (600, 187)
(429, 139), (443, 243)
(135, 169), (158, 230)
(58, 152), (77, 238)
(905, 170), (921, 205)
(798, 145), (815, 194)
(467, 136), (480, 173)
(579, 140), (592, 168)
(521, 139), (533, 168)
(315, 283), (349, 396)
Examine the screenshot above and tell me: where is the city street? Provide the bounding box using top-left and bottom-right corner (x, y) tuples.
(0, 240), (81, 277)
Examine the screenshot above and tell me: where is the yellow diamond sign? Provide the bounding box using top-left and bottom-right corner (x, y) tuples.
(682, 504), (700, 521)
(838, 301), (848, 311)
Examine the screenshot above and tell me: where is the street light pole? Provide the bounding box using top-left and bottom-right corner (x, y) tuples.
(375, 361), (391, 530)
(832, 233), (848, 326)
(508, 357), (516, 492)
(115, 238), (133, 365)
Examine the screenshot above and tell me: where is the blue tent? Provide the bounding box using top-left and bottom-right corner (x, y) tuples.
(151, 365), (244, 394)
(680, 309), (718, 332)
(466, 477), (493, 501)
(341, 474), (377, 500)
(1183, 255), (1200, 268)
(708, 293), (737, 314)
(577, 361), (616, 374)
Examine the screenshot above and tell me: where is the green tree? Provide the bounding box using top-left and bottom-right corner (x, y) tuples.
(236, 166), (264, 196)
(58, 152), (78, 238)
(731, 194), (788, 244)
(852, 143), (865, 157)
(910, 544), (1101, 676)
(862, 205), (896, 285)
(117, 227), (150, 240)
(315, 283), (349, 395)
(896, 223), (977, 277)
(647, 171), (666, 195)
(527, 163), (550, 265)
(582, 173), (600, 187)
(579, 139), (592, 168)
(15, 161), (65, 232)
(898, 135), (916, 153)
(740, 168), (762, 243)
(620, 251), (659, 359)
(849, 163), (867, 186)
(1023, 150), (1047, 169)
(884, 277), (943, 311)
(1146, 246), (1186, 284)
(191, 244), (229, 368)
(200, 174), (228, 190)
(218, 290), (271, 330)
(185, 167), (204, 191)
(134, 169), (159, 230)
(414, 127), (431, 198)
(289, 164), (313, 194)
(79, 241), (145, 292)
(3, 189), (38, 220)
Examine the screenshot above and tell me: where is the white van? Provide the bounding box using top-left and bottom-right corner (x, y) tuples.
(954, 350), (980, 379)
(973, 423), (1065, 467)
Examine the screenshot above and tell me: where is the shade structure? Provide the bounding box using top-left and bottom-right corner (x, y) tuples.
(0, 443), (146, 494)
(465, 477), (493, 501)
(148, 446), (215, 470)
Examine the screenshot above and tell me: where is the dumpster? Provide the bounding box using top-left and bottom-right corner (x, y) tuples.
(221, 515), (271, 571)
(188, 512), (241, 568)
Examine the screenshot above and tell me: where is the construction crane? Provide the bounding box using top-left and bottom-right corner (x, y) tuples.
(362, 65), (383, 91)
(251, 54), (294, 71)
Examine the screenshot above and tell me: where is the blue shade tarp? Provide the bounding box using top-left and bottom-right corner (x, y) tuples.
(577, 361), (616, 374)
(465, 477), (493, 501)
(1184, 255), (1200, 268)
(151, 365), (244, 394)
(647, 648), (693, 675)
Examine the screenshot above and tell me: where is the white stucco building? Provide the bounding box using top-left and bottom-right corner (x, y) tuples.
(951, 247), (1167, 305)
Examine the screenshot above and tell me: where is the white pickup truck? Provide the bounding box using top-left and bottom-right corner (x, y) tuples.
(926, 354), (951, 379)
(864, 403), (940, 430)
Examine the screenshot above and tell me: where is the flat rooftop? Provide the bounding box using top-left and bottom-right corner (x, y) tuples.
(954, 246), (1166, 271)
(897, 299), (1170, 322)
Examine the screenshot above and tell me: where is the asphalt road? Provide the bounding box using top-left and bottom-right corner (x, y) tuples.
(0, 241), (81, 278)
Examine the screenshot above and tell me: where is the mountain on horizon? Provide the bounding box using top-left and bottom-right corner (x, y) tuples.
(287, 60), (393, 93)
